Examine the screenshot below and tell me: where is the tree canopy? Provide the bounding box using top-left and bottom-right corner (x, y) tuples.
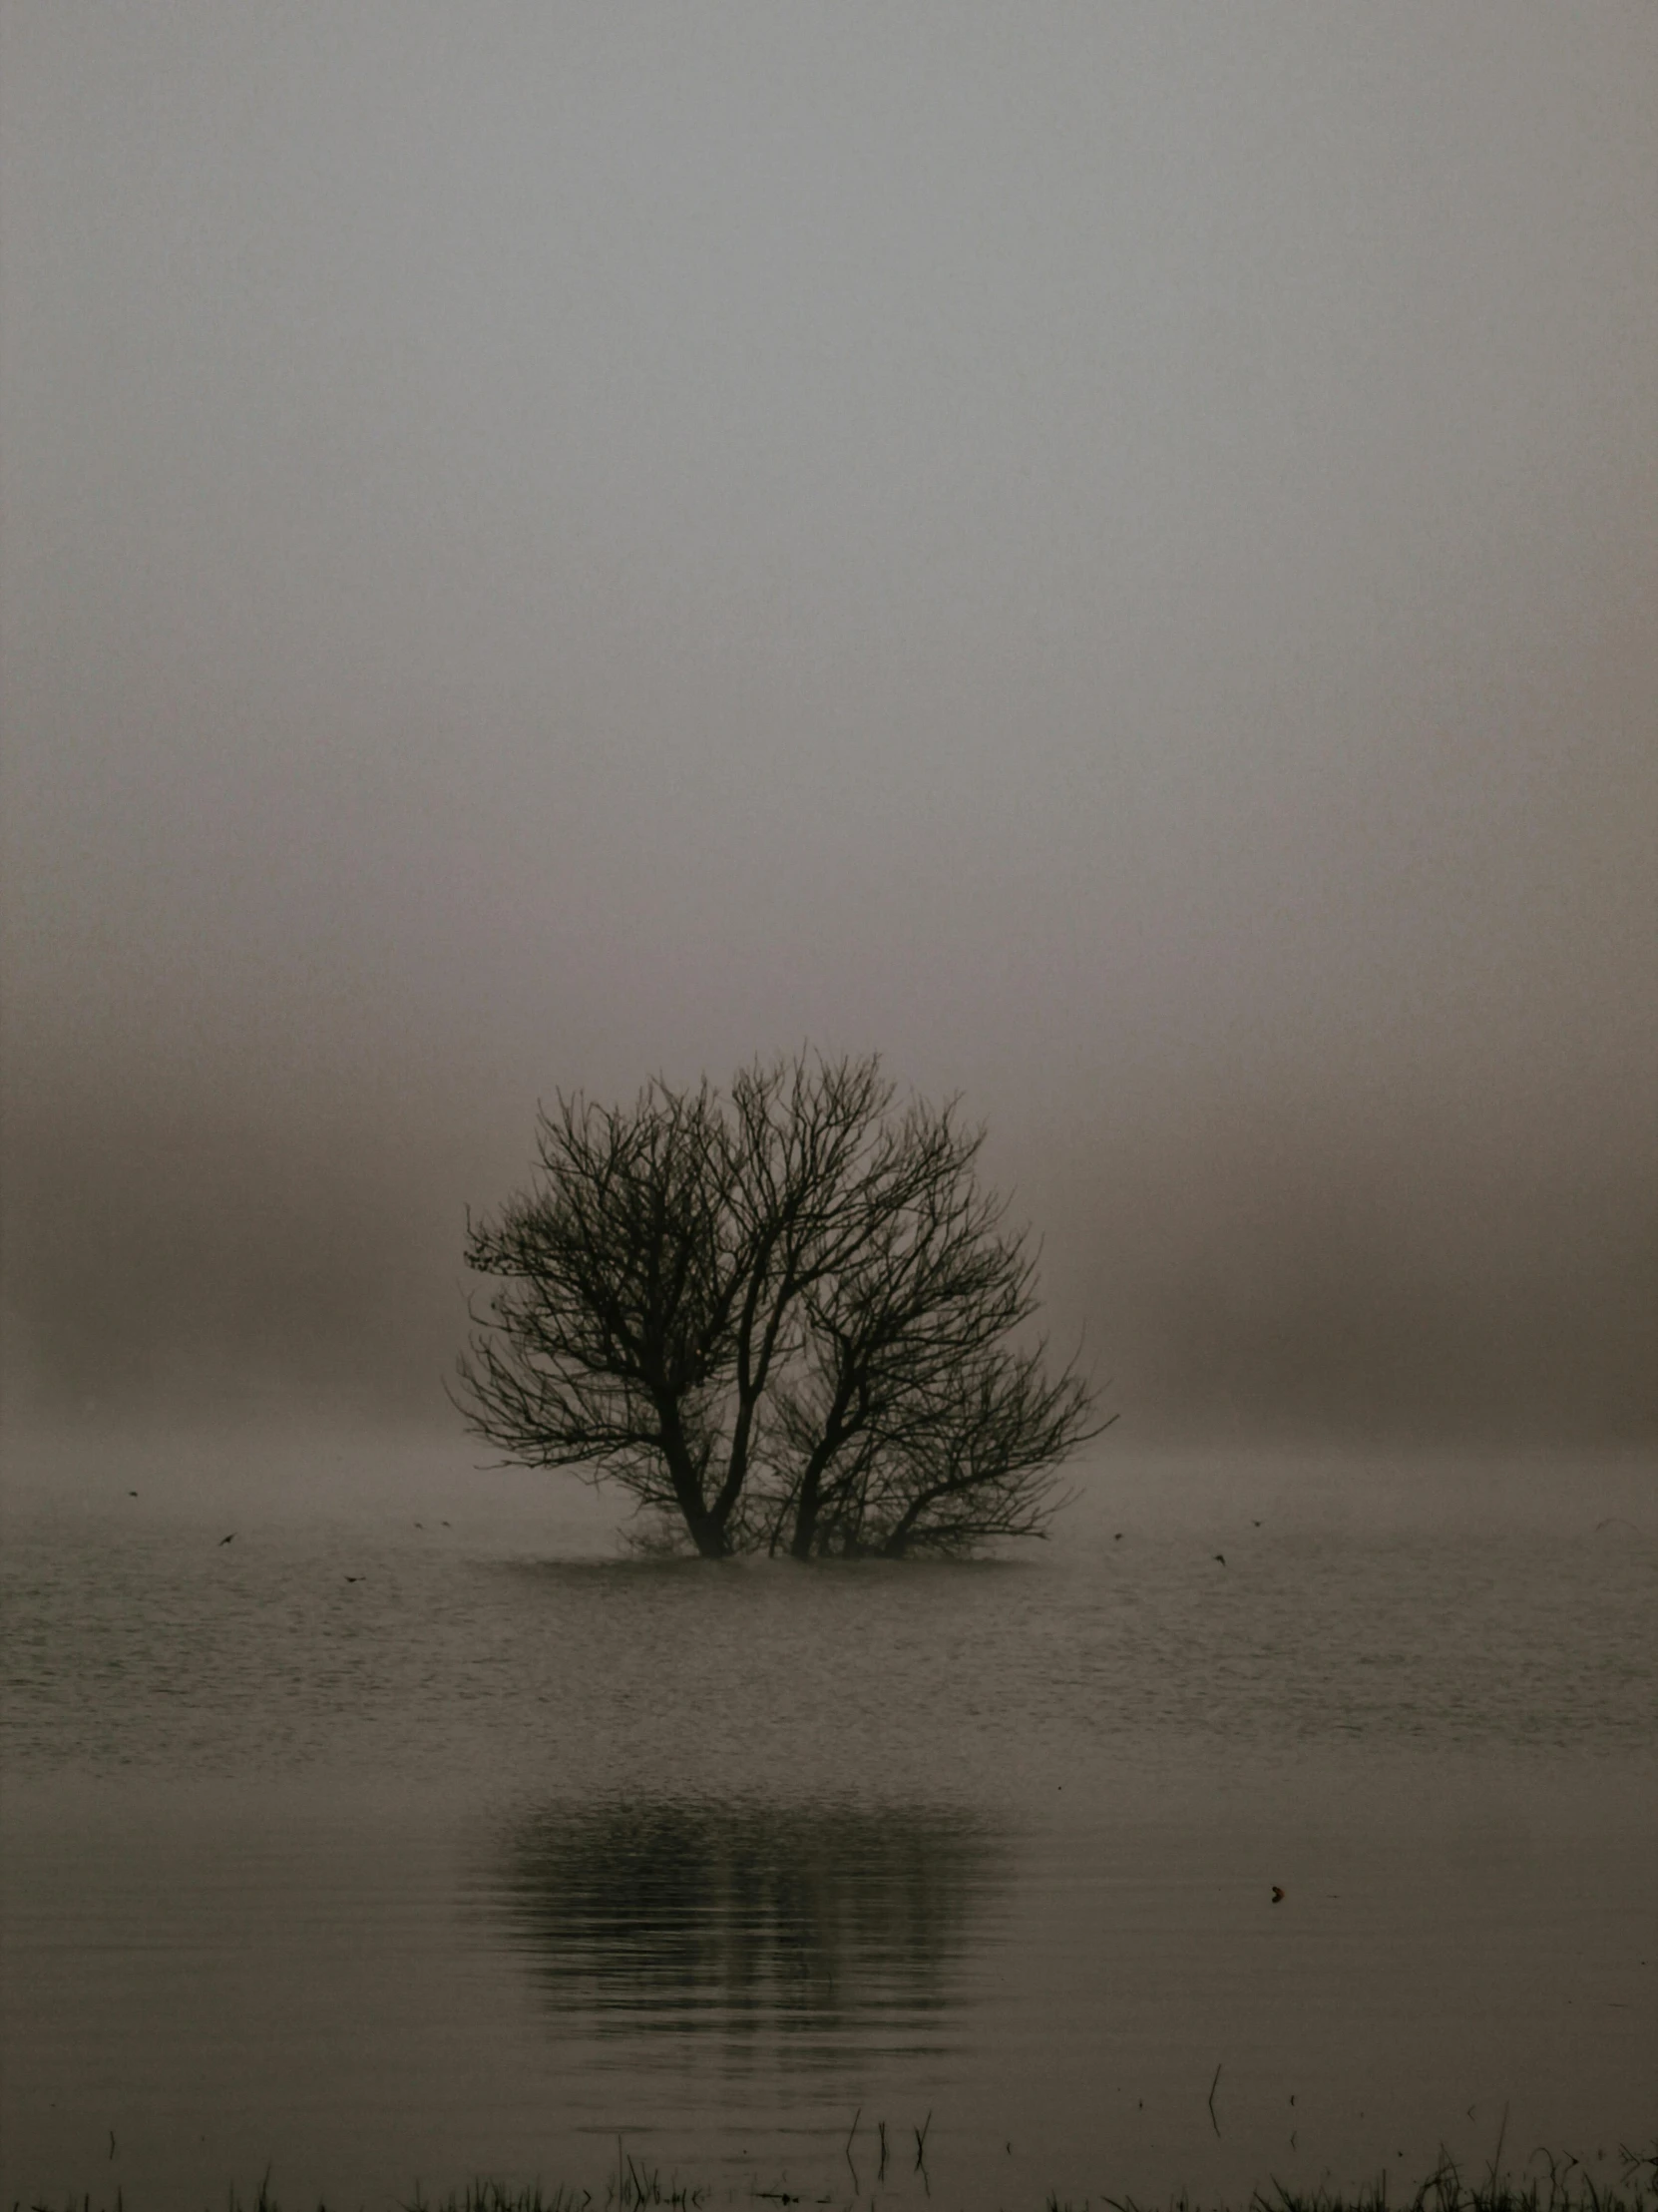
(456, 1053), (1103, 1557)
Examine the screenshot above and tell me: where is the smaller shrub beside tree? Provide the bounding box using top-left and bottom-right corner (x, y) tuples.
(456, 1052), (1103, 1557)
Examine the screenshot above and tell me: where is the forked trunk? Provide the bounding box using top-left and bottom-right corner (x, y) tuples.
(687, 1512), (732, 1558)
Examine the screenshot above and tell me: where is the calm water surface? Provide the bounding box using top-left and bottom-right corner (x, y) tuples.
(3, 1433), (1654, 2209)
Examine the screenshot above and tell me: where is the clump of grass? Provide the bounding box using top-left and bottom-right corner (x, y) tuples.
(1280, 2145), (1658, 2212)
(1071, 2144), (1658, 2212)
(406, 2184), (633, 2212)
(12, 2175), (695, 2212)
(16, 2145), (1655, 2212)
(406, 2168), (708, 2211)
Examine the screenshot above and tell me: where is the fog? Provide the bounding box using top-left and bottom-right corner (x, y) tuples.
(3, 3), (1653, 1442)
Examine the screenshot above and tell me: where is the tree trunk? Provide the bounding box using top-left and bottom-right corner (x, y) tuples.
(787, 1476), (820, 1560)
(788, 1379), (867, 1558)
(657, 1402), (731, 1557)
(687, 1512), (731, 1558)
(788, 1437), (838, 1559)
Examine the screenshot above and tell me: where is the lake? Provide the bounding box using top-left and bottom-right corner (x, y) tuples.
(2, 1431), (1653, 2210)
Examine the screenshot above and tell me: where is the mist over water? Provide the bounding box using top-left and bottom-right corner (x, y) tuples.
(2, 2), (1654, 1444)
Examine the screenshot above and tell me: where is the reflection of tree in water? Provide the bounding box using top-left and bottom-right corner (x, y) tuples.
(495, 1799), (1005, 2053)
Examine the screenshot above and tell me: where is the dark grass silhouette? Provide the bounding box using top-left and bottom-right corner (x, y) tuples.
(1087, 2147), (1658, 2212)
(15, 2146), (1656, 2212)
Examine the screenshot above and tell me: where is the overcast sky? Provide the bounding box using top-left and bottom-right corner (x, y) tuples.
(3, 2), (1653, 1439)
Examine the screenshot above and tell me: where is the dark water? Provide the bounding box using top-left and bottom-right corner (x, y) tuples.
(3, 1433), (1654, 2208)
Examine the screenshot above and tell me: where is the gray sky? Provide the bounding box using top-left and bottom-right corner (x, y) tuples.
(3, 2), (1653, 1439)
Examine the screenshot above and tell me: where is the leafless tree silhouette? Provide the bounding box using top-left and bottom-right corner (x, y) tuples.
(456, 1053), (1104, 1557)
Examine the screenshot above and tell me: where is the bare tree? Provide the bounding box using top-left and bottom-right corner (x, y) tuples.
(456, 1078), (743, 1556)
(456, 1053), (1104, 1557)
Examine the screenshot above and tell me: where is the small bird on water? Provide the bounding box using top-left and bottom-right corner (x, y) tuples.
(1214, 1552), (1226, 1565)
(1271, 1886), (1285, 1903)
(217, 1534), (234, 1546)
